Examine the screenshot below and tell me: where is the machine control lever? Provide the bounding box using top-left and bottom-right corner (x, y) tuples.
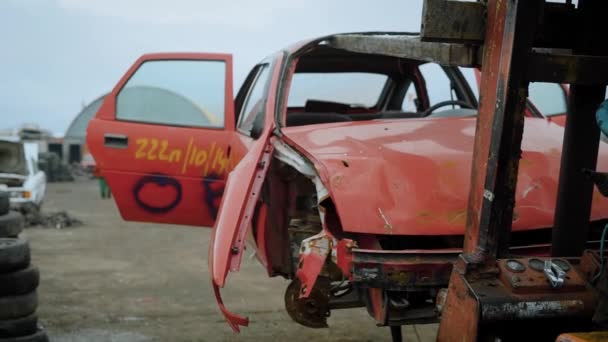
(544, 260), (566, 289)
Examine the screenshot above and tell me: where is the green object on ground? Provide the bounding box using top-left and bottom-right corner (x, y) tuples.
(98, 178), (111, 199)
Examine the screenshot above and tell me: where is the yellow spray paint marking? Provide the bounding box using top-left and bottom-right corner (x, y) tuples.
(135, 137), (230, 177)
(181, 138), (194, 174)
(136, 138), (183, 163)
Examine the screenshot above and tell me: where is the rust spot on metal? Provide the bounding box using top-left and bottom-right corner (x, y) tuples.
(416, 211), (434, 225)
(519, 158), (533, 168)
(331, 174), (343, 188)
(386, 270), (413, 286)
(557, 332), (608, 342)
(440, 160), (458, 169)
(445, 209), (467, 225)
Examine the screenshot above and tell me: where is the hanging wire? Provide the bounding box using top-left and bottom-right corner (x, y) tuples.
(593, 223), (608, 282)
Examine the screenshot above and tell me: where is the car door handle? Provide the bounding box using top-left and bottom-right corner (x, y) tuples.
(104, 134), (128, 148)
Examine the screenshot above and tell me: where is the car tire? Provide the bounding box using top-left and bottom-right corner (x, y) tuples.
(0, 292), (37, 320)
(0, 239), (30, 273)
(0, 329), (47, 342)
(0, 314), (38, 338)
(0, 212), (24, 238)
(0, 267), (39, 296)
(0, 193), (8, 216)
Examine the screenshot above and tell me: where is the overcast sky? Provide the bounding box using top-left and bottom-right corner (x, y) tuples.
(0, 0), (423, 136)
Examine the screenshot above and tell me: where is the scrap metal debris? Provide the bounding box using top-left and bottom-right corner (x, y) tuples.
(25, 210), (82, 229)
(38, 152), (75, 182)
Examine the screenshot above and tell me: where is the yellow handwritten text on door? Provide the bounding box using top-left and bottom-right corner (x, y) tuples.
(134, 138), (230, 177)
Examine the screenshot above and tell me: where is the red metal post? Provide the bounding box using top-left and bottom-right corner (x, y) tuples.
(438, 0), (542, 339)
(462, 0), (541, 260)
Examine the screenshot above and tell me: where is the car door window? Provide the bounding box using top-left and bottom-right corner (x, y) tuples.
(528, 82), (567, 117)
(237, 65), (270, 135)
(116, 60), (226, 128)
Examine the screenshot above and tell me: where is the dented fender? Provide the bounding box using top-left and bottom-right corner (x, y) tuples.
(273, 140), (337, 298)
(211, 272), (249, 332)
(208, 133), (273, 331)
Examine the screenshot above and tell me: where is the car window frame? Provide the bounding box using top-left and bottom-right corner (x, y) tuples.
(236, 63), (272, 137)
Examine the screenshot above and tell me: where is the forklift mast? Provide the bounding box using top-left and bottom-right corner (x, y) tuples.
(417, 0), (608, 341)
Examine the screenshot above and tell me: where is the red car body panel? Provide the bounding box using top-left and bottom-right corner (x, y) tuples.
(547, 112), (568, 126)
(87, 53), (235, 227)
(282, 117), (608, 236)
(209, 138), (273, 285)
(209, 140), (273, 332)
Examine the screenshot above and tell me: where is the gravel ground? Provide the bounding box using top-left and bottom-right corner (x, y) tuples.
(24, 180), (437, 341)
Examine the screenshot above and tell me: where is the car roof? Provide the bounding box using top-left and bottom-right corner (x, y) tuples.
(282, 31), (477, 68)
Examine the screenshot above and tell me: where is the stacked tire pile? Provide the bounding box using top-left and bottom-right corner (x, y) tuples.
(0, 192), (47, 342)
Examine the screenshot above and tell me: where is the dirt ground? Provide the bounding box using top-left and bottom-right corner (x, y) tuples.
(24, 180), (438, 341)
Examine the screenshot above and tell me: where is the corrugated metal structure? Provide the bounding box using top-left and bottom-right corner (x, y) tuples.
(61, 94), (106, 163)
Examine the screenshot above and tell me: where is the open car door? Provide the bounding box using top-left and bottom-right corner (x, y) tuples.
(89, 52), (281, 331)
(86, 53), (235, 227)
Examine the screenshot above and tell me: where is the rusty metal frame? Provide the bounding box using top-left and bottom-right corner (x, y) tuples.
(438, 0), (545, 340)
(421, 0), (486, 43)
(527, 52), (608, 85)
(436, 0), (608, 340)
(327, 34), (480, 67)
(462, 0), (541, 260)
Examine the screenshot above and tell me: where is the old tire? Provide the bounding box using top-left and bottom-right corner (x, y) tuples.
(0, 193), (8, 216)
(0, 292), (37, 320)
(0, 239), (29, 273)
(0, 212), (24, 238)
(0, 267), (39, 296)
(0, 329), (47, 342)
(0, 314), (38, 338)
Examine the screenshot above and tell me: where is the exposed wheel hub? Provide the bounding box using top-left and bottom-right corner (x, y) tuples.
(284, 278), (330, 328)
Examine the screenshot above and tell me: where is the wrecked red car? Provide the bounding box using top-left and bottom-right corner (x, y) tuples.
(87, 32), (608, 333)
